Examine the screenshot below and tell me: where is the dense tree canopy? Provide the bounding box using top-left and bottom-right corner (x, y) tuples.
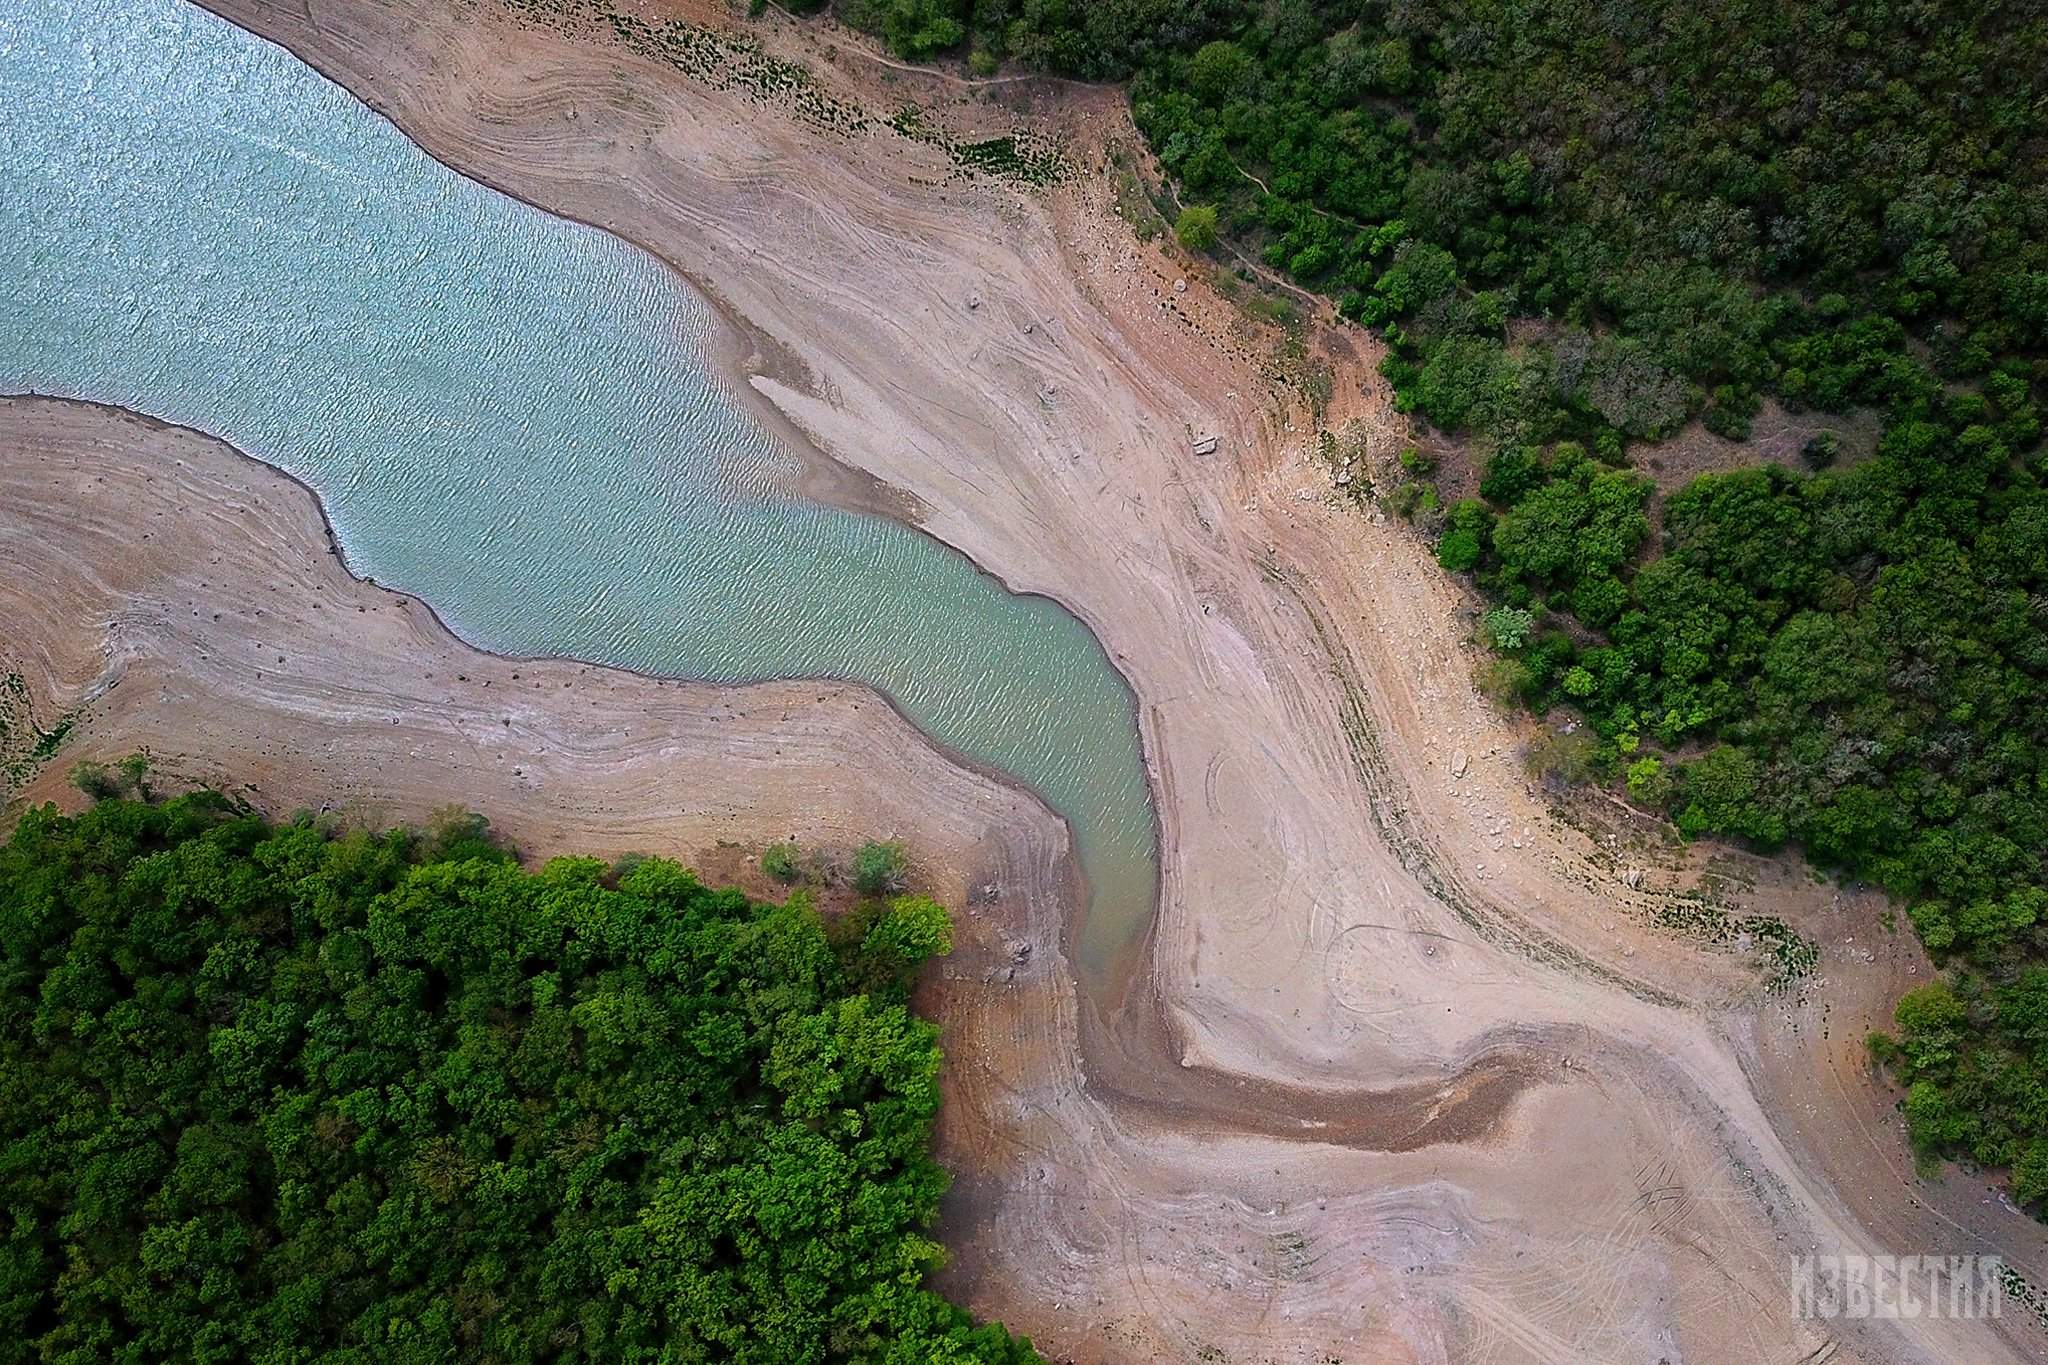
(0, 794), (1038, 1363)
(829, 0), (2046, 449)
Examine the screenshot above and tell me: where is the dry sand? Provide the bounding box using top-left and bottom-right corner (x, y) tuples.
(14, 0), (2048, 1358)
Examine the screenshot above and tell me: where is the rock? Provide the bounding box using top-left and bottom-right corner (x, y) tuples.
(1451, 747), (1470, 777)
(967, 293), (982, 309)
(1010, 940), (1032, 962)
(1623, 868), (1646, 889)
(1173, 278), (1187, 294)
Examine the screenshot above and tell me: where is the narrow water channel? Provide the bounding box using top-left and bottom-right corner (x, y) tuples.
(0, 0), (1158, 972)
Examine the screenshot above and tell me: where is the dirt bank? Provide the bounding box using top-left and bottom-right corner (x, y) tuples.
(67, 1), (2048, 1358)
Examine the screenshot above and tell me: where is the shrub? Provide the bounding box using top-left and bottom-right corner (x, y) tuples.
(69, 752), (150, 802)
(855, 839), (908, 895)
(1625, 755), (1673, 806)
(1477, 657), (1531, 705)
(1480, 445), (1542, 505)
(69, 760), (120, 800)
(1482, 604), (1535, 650)
(1187, 40), (1253, 101)
(762, 840), (801, 883)
(1174, 203), (1219, 251)
(1800, 430), (1840, 469)
(1436, 528), (1482, 571)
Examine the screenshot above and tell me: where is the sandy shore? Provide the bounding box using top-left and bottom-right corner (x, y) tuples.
(35, 0), (2048, 1357)
(0, 397), (1073, 886)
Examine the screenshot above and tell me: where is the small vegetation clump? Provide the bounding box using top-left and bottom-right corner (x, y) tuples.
(1173, 203), (1218, 252)
(0, 791), (1039, 1361)
(854, 839), (909, 896)
(0, 672), (81, 792)
(761, 837), (803, 883)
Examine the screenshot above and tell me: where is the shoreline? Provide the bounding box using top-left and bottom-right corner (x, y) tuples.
(0, 392), (1120, 982)
(184, 17), (1174, 996)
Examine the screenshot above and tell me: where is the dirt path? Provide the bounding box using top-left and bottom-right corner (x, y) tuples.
(54, 0), (2048, 1358)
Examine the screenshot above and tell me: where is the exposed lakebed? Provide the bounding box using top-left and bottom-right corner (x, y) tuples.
(1, 0), (1156, 969)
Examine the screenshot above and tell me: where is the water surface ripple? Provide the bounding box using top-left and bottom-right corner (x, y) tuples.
(0, 0), (1156, 965)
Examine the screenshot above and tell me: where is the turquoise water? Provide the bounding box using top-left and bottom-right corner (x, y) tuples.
(0, 0), (1155, 966)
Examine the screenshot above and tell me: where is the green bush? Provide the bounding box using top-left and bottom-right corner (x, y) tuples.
(1529, 729), (1599, 786)
(1174, 203), (1218, 251)
(855, 839), (909, 896)
(1481, 605), (1534, 651)
(67, 759), (120, 800)
(1624, 756), (1673, 806)
(1436, 528), (1481, 571)
(762, 839), (802, 883)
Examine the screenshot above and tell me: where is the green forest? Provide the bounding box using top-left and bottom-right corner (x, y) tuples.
(803, 2), (2048, 1202)
(0, 793), (1039, 1363)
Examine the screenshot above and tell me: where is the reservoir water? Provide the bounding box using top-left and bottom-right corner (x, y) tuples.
(0, 0), (1156, 970)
